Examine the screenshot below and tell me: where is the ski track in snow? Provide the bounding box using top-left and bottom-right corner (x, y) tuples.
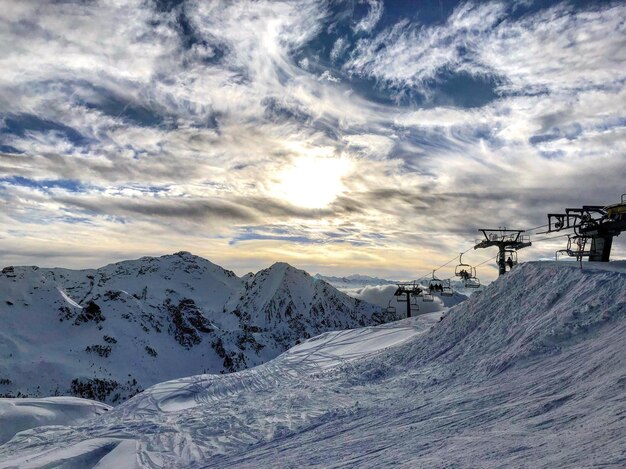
(1, 261), (625, 468)
(57, 287), (83, 309)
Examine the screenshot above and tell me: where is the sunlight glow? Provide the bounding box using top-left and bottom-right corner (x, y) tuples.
(275, 156), (352, 209)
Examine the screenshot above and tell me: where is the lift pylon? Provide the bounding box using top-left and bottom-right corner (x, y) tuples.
(393, 282), (422, 318)
(474, 229), (532, 276)
(544, 194), (626, 262)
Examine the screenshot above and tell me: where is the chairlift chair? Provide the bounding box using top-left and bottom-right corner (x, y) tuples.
(464, 276), (481, 289)
(422, 291), (434, 302)
(461, 266), (480, 288)
(428, 270), (443, 289)
(455, 253), (473, 280)
(441, 279), (454, 296)
(386, 300), (396, 314)
(496, 249), (518, 269)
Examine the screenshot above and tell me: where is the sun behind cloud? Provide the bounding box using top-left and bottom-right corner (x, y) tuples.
(274, 156), (352, 209)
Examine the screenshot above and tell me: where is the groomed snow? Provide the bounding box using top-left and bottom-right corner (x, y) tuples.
(1, 261), (625, 468)
(0, 397), (111, 445)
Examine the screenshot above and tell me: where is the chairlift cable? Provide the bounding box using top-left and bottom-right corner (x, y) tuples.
(523, 222), (550, 233)
(530, 233), (570, 243)
(411, 230), (572, 285)
(411, 246), (476, 283)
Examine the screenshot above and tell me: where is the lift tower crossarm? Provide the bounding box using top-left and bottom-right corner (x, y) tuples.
(474, 229), (532, 276)
(394, 282), (422, 318)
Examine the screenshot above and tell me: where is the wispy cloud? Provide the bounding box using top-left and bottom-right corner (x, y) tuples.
(0, 0), (624, 279)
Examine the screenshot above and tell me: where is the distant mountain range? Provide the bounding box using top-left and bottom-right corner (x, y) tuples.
(0, 252), (396, 403)
(313, 273), (397, 287)
(316, 272), (483, 298)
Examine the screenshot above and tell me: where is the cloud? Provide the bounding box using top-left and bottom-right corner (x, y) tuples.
(353, 0), (383, 33)
(344, 2), (506, 93)
(354, 284), (444, 314)
(0, 0), (624, 280)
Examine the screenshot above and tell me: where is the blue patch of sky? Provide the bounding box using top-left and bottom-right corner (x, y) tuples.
(293, 0), (506, 109)
(262, 97), (312, 124)
(509, 0), (616, 19)
(230, 225), (372, 247)
(538, 149), (565, 159)
(57, 215), (93, 225)
(0, 176), (84, 192)
(154, 0), (228, 66)
(529, 123), (583, 144)
(430, 70), (502, 109)
(229, 232), (320, 246)
(0, 144), (22, 154)
(1, 113), (90, 146)
(78, 85), (166, 128)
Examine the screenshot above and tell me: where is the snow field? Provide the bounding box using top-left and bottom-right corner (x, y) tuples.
(0, 261), (625, 467)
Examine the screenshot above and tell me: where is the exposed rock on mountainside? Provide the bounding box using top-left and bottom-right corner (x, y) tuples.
(0, 252), (395, 403)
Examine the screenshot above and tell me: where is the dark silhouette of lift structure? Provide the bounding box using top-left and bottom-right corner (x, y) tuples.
(544, 193), (626, 262)
(474, 229), (532, 276)
(393, 282), (422, 318)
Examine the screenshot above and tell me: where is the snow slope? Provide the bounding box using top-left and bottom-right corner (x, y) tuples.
(0, 253), (394, 403)
(0, 397), (111, 445)
(1, 261), (624, 467)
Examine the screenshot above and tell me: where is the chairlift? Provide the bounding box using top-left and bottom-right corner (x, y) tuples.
(464, 276), (481, 289)
(463, 267), (480, 288)
(427, 270), (445, 296)
(496, 249), (518, 270)
(455, 253), (473, 280)
(561, 234), (592, 261)
(441, 278), (454, 297)
(386, 300), (396, 314)
(422, 290), (434, 302)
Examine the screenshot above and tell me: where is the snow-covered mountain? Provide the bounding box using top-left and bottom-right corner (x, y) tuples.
(1, 261), (623, 467)
(0, 252), (395, 403)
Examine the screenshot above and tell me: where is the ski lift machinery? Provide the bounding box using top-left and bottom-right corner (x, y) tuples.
(545, 193), (626, 263)
(393, 282), (422, 318)
(474, 229), (531, 276)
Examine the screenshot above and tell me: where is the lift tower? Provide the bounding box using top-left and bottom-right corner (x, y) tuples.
(474, 229), (532, 276)
(544, 194), (626, 262)
(393, 282), (422, 318)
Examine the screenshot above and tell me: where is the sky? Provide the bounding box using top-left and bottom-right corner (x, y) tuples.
(0, 0), (625, 281)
